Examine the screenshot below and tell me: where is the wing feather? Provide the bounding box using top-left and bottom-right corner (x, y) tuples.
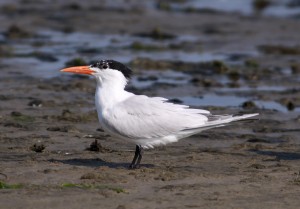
(102, 95), (210, 139)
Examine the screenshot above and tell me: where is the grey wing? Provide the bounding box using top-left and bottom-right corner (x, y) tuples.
(103, 95), (210, 139)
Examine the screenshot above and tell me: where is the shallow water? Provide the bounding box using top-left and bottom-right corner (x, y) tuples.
(2, 26), (298, 112)
(131, 70), (299, 112)
(218, 86), (291, 92)
(3, 31), (229, 78)
(131, 70), (191, 88)
(169, 0), (300, 17)
(178, 94), (300, 112)
(129, 66), (300, 113)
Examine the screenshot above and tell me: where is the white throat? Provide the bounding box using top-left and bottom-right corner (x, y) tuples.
(94, 73), (132, 110)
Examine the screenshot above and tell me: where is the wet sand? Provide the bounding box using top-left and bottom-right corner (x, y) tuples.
(1, 1), (300, 209)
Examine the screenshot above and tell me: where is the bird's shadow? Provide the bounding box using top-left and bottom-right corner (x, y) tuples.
(49, 158), (154, 169)
(250, 150), (300, 160)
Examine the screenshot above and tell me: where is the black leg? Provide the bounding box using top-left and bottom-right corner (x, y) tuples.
(129, 145), (143, 169)
(129, 145), (139, 169)
(135, 146), (144, 169)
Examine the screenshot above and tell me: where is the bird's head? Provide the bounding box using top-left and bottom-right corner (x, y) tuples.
(61, 59), (132, 87)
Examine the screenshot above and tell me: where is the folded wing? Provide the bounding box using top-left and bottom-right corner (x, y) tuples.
(102, 95), (210, 139)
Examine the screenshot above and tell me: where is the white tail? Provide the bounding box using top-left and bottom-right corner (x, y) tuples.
(204, 113), (259, 129)
(179, 113), (259, 139)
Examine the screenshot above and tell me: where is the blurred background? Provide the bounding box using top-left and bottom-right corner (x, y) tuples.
(1, 1), (300, 208)
(0, 0), (300, 112)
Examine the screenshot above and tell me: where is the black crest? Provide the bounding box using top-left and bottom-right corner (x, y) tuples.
(91, 60), (132, 79)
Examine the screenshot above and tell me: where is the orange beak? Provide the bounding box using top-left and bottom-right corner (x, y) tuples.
(60, 66), (94, 75)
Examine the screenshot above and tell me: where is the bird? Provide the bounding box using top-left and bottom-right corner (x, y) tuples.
(61, 59), (258, 169)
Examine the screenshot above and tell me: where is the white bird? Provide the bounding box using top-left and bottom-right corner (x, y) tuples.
(61, 60), (258, 169)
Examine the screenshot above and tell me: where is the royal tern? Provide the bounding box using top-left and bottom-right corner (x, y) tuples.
(61, 60), (258, 168)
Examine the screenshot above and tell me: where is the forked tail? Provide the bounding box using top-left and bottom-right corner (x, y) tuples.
(176, 113), (258, 142)
(204, 113), (259, 129)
